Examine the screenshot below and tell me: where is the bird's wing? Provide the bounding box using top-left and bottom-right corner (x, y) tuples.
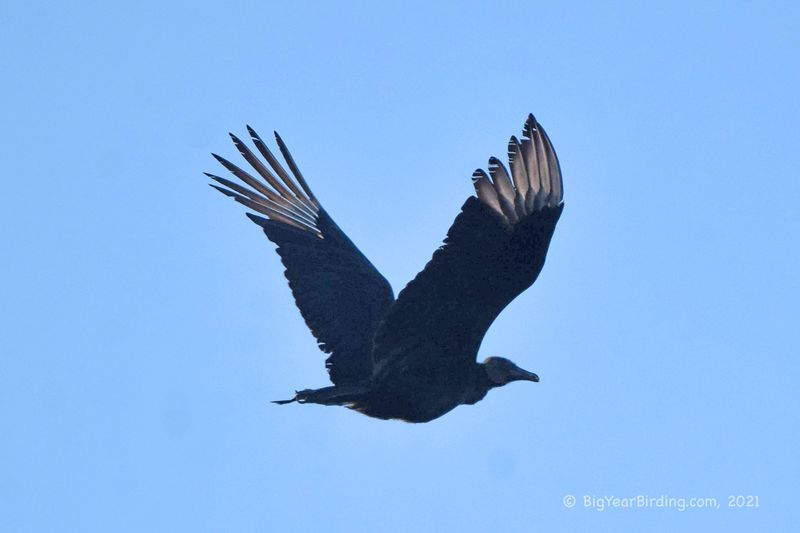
(372, 115), (563, 368)
(207, 127), (394, 385)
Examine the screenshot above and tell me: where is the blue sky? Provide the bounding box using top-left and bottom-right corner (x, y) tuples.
(1, 1), (798, 531)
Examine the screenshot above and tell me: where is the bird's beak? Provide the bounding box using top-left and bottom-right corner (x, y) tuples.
(510, 365), (539, 383)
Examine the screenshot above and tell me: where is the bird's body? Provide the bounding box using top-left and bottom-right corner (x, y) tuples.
(208, 115), (563, 422)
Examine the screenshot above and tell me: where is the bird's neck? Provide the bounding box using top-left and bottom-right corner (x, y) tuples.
(461, 364), (494, 405)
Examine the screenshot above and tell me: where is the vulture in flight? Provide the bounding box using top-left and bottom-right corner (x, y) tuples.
(207, 114), (564, 422)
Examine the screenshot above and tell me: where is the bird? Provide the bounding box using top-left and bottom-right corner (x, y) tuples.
(206, 114), (564, 423)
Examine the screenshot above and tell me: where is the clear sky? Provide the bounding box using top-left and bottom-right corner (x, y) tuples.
(1, 1), (798, 531)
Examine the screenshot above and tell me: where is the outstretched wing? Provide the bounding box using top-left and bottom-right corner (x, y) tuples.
(372, 115), (563, 369)
(207, 127), (394, 385)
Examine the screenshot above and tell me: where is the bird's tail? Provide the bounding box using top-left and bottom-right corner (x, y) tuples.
(272, 385), (369, 407)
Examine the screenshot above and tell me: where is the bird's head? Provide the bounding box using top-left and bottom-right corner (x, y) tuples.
(483, 357), (539, 386)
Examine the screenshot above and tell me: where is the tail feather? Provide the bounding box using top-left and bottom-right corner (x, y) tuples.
(272, 386), (368, 407)
(271, 397), (297, 405)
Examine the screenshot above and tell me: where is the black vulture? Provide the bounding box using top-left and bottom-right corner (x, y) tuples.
(207, 114), (564, 422)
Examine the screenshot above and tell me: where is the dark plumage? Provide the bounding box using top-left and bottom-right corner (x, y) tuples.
(207, 115), (564, 422)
